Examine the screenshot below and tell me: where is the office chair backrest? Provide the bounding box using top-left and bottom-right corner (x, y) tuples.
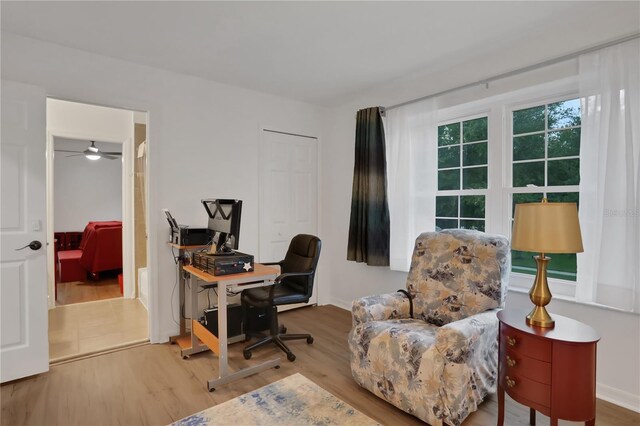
(280, 234), (321, 300)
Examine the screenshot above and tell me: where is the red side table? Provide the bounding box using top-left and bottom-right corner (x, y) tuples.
(497, 309), (600, 426)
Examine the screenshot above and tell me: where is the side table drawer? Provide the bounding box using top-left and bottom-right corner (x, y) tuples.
(503, 373), (551, 408)
(504, 348), (551, 385)
(501, 323), (551, 362)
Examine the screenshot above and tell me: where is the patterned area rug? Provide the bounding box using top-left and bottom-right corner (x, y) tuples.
(172, 373), (378, 425)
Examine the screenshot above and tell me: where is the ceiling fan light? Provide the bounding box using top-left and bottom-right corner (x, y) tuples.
(85, 153), (101, 160)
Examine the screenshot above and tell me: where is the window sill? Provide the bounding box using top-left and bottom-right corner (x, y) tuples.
(506, 286), (639, 316)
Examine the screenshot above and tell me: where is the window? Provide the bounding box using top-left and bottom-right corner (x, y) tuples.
(436, 116), (488, 231)
(510, 98), (581, 281)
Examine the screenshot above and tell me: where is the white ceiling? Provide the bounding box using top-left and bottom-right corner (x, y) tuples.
(2, 1), (639, 106)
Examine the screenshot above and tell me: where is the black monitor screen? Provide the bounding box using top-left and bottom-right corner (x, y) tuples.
(202, 199), (242, 252)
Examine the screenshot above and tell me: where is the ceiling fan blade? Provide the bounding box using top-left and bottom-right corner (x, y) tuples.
(55, 149), (83, 153)
(102, 154), (119, 160)
(102, 152), (122, 156)
(65, 154), (85, 157)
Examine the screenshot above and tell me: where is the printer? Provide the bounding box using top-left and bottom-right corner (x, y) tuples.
(164, 209), (212, 246)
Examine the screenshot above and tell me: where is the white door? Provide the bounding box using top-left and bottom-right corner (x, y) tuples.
(1, 81), (49, 382)
(259, 130), (318, 307)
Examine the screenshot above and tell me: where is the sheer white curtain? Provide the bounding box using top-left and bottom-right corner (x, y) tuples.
(385, 99), (438, 271)
(576, 39), (640, 312)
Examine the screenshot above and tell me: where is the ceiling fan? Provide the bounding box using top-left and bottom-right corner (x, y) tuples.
(55, 141), (122, 160)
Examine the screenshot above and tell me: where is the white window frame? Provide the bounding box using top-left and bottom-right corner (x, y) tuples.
(436, 113), (490, 231)
(435, 76), (580, 299)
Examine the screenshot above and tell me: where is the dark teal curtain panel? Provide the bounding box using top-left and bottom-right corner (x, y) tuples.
(347, 107), (390, 266)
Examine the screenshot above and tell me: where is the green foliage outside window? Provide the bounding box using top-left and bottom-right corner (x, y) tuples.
(511, 99), (581, 281)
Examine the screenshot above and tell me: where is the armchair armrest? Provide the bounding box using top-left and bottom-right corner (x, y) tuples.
(351, 292), (412, 326)
(435, 309), (499, 363)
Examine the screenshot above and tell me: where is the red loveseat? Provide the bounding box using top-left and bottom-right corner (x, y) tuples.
(58, 221), (123, 282)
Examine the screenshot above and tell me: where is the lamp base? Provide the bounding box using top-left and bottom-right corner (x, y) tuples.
(526, 306), (555, 328)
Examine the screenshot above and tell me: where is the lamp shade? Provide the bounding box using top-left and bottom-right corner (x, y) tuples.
(512, 201), (584, 253)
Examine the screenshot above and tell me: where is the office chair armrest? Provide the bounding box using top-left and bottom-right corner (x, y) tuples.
(273, 270), (313, 284)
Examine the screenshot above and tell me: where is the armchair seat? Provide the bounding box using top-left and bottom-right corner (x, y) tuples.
(348, 229), (510, 426)
(241, 285), (307, 307)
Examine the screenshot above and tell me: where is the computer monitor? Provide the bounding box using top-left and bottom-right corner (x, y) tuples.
(201, 199), (242, 254)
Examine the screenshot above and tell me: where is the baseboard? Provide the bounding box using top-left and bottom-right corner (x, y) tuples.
(597, 383), (640, 413)
(329, 297), (351, 311)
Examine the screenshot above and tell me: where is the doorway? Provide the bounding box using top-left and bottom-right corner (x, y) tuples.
(46, 99), (149, 362)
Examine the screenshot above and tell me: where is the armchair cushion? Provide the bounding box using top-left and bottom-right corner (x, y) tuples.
(408, 229), (510, 326)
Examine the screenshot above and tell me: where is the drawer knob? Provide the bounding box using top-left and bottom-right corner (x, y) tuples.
(506, 336), (516, 347)
(506, 355), (516, 367)
(505, 375), (516, 388)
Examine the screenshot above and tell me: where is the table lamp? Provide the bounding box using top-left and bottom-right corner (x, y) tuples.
(511, 198), (583, 328)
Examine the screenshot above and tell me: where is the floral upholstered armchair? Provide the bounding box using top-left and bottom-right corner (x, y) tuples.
(348, 229), (510, 426)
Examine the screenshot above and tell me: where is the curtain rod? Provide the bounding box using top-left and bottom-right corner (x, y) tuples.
(382, 32), (640, 113)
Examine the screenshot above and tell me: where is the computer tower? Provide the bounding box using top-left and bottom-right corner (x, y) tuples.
(201, 304), (271, 337)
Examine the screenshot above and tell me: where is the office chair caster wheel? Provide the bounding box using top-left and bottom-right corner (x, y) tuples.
(287, 353), (296, 362)
(306, 336), (314, 344)
(209, 388), (215, 392)
(280, 325), (287, 333)
(274, 365), (281, 369)
(182, 355), (189, 360)
(243, 350), (252, 360)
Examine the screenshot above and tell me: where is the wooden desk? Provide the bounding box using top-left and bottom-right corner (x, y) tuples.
(497, 309), (600, 426)
(179, 262), (280, 391)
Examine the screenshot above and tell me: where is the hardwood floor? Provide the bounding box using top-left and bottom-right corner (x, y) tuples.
(2, 305), (638, 425)
(56, 271), (122, 306)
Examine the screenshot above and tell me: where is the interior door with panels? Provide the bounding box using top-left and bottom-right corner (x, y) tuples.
(1, 81), (49, 382)
(259, 130), (318, 307)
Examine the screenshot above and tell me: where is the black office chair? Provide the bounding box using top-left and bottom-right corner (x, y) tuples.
(241, 234), (321, 362)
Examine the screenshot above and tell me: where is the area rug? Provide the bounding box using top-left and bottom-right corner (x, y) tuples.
(172, 373), (379, 425)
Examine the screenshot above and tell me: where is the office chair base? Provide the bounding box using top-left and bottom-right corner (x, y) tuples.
(243, 332), (313, 362)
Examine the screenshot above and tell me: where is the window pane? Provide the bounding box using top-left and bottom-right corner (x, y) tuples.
(513, 105), (545, 135)
(547, 192), (579, 210)
(548, 128), (580, 158)
(438, 169), (460, 190)
(547, 254), (577, 281)
(463, 117), (488, 143)
(438, 146), (460, 169)
(436, 218), (458, 231)
(438, 123), (460, 146)
(513, 161), (544, 187)
(548, 99), (581, 129)
(513, 134), (544, 161)
(463, 142), (487, 166)
(461, 195), (485, 218)
(462, 167), (487, 189)
(512, 193), (543, 216)
(436, 196), (458, 217)
(512, 250), (536, 276)
(548, 159), (580, 186)
(460, 219), (485, 231)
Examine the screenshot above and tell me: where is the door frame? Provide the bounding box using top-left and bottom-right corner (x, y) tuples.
(46, 128), (135, 307)
(258, 127), (321, 306)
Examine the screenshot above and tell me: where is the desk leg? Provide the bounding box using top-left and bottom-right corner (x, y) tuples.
(179, 250), (186, 336)
(218, 282), (228, 377)
(190, 272), (198, 353)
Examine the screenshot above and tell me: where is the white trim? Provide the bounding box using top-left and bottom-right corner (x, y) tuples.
(597, 383), (640, 413)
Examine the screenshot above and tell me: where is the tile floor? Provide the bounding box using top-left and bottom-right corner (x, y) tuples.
(48, 298), (148, 362)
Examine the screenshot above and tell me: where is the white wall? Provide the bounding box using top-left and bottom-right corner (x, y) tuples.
(318, 46), (640, 412)
(53, 139), (122, 232)
(0, 32), (327, 346)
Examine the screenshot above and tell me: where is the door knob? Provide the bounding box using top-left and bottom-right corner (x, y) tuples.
(15, 240), (42, 251)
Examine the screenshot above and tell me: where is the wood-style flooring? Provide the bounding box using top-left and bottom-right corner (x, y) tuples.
(56, 272), (122, 306)
(48, 298), (148, 362)
(3, 305), (638, 426)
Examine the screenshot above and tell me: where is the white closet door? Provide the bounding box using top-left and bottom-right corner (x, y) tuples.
(259, 130), (318, 308)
